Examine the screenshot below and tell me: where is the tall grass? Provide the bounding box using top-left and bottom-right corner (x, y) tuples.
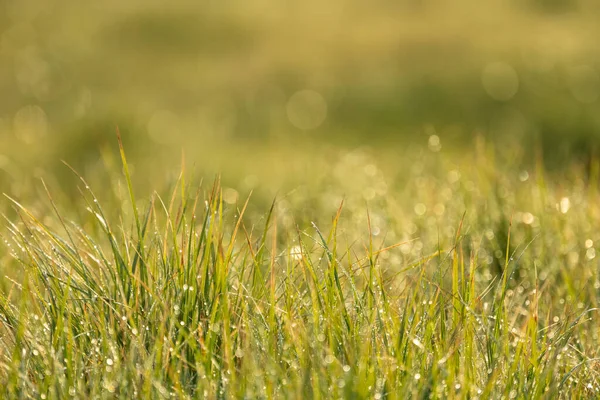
(0, 137), (599, 399)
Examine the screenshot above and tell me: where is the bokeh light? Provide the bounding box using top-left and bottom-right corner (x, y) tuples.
(286, 90), (328, 131)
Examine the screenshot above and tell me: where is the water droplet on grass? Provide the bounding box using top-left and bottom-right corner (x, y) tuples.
(559, 197), (570, 214)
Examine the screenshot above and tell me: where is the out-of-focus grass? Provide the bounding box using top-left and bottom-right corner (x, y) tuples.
(1, 0), (600, 189)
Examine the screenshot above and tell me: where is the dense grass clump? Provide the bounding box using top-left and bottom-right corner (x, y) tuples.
(0, 138), (599, 399)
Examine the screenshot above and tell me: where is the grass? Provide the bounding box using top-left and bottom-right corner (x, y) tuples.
(2, 1), (600, 398)
(0, 134), (599, 399)
(3, 0), (600, 176)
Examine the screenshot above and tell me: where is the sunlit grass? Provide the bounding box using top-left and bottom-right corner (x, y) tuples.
(2, 1), (600, 397)
(0, 136), (599, 399)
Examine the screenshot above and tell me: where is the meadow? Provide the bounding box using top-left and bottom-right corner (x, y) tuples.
(1, 0), (600, 398)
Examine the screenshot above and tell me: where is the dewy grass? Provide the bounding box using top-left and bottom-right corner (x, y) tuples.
(0, 138), (599, 399)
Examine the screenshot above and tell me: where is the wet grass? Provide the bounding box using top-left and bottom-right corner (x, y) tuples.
(1, 1), (600, 398)
(0, 135), (599, 399)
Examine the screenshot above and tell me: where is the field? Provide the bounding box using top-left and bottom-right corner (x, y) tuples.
(1, 1), (600, 399)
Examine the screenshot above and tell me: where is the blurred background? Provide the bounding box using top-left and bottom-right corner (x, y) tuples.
(1, 0), (600, 199)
